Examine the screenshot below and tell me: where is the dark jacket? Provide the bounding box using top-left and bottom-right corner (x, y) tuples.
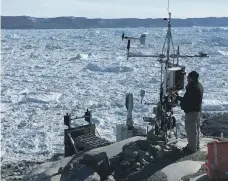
(178, 81), (203, 113)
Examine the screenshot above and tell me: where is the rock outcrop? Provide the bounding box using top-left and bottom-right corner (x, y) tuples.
(22, 136), (216, 181)
(147, 160), (203, 181)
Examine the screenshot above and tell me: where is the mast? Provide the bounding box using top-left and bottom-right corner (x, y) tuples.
(120, 0), (208, 143)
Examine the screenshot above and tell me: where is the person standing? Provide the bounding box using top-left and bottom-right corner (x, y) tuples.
(175, 71), (203, 153)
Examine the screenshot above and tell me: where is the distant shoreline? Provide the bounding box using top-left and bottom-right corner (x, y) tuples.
(1, 16), (228, 29)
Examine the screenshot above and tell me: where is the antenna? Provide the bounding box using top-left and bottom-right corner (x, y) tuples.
(167, 0), (170, 13)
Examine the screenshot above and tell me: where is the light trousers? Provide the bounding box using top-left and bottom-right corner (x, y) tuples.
(185, 112), (201, 151)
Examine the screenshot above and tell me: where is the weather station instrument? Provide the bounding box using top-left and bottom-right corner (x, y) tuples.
(118, 0), (208, 143)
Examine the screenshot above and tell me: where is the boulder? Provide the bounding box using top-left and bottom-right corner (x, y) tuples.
(23, 156), (73, 181)
(43, 165), (100, 181)
(149, 145), (164, 159)
(139, 158), (150, 167)
(201, 112), (228, 137)
(109, 155), (120, 168)
(189, 174), (210, 181)
(138, 150), (150, 162)
(88, 136), (146, 160)
(148, 156), (155, 163)
(136, 140), (150, 151)
(123, 155), (135, 165)
(79, 151), (110, 180)
(60, 164), (100, 181)
(124, 148), (138, 158)
(104, 175), (115, 181)
(147, 160), (203, 181)
(82, 136), (146, 178)
(168, 137), (215, 151)
(120, 160), (131, 170)
(48, 174), (61, 181)
(160, 145), (173, 157)
(122, 142), (138, 153)
(147, 171), (168, 181)
(131, 162), (141, 171)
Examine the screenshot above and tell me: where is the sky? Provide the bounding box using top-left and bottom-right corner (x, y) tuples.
(1, 0), (228, 18)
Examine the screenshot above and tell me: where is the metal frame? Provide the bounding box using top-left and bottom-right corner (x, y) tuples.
(121, 11), (208, 143)
(63, 109), (110, 157)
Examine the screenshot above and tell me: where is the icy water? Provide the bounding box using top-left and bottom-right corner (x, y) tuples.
(1, 27), (228, 163)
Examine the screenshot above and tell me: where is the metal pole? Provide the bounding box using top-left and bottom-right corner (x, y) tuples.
(166, 12), (171, 65)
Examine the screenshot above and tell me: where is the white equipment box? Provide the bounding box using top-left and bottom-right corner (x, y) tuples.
(164, 66), (185, 93)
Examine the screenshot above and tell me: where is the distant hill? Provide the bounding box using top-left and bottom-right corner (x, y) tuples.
(1, 16), (228, 29)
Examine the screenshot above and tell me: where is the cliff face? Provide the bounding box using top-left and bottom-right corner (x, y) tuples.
(1, 16), (228, 29)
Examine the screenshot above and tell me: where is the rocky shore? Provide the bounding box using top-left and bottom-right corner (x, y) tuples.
(1, 136), (216, 181)
(1, 113), (228, 181)
(201, 112), (228, 137)
(1, 160), (44, 181)
(16, 136), (217, 181)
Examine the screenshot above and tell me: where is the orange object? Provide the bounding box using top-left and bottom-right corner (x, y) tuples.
(204, 140), (228, 180)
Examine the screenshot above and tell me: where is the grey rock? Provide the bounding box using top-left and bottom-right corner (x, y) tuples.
(135, 167), (141, 171)
(160, 160), (202, 181)
(124, 148), (138, 158)
(118, 152), (125, 161)
(104, 175), (115, 181)
(147, 171), (168, 181)
(188, 174), (210, 181)
(163, 149), (173, 157)
(111, 165), (125, 176)
(120, 160), (130, 170)
(23, 156), (73, 181)
(126, 167), (132, 174)
(74, 136), (146, 179)
(88, 136), (145, 159)
(123, 155), (135, 165)
(149, 145), (164, 159)
(121, 137), (147, 153)
(61, 164), (100, 181)
(46, 174), (61, 181)
(138, 150), (150, 162)
(148, 156), (155, 163)
(139, 158), (150, 167)
(160, 145), (171, 150)
(122, 143), (138, 153)
(201, 113), (228, 137)
(136, 140), (150, 151)
(131, 162), (140, 171)
(2, 161), (42, 181)
(79, 151), (110, 180)
(109, 156), (120, 167)
(49, 153), (64, 162)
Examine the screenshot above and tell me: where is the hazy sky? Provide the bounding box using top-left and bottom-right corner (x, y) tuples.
(1, 0), (228, 18)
